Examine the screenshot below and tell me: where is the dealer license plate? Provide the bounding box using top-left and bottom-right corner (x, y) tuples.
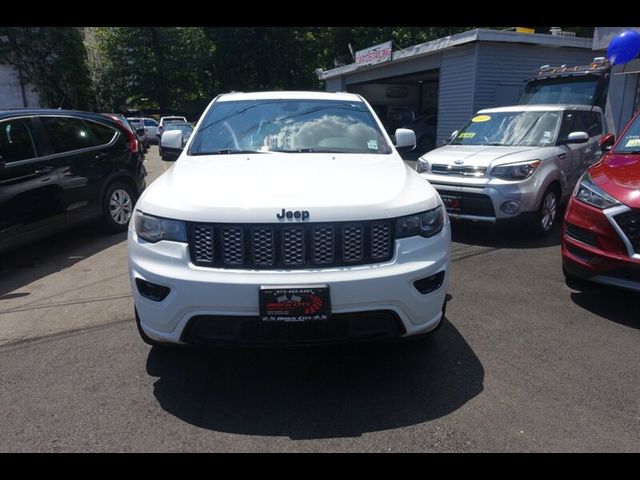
(259, 286), (331, 322)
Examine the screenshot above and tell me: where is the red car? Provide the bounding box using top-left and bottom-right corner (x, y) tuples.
(562, 111), (640, 292)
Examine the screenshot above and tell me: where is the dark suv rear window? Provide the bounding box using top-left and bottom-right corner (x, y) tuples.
(0, 118), (38, 162)
(40, 116), (96, 154)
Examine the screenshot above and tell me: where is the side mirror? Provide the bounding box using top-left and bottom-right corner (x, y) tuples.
(564, 131), (589, 144)
(136, 127), (145, 136)
(161, 130), (183, 151)
(394, 128), (416, 152)
(599, 133), (615, 151)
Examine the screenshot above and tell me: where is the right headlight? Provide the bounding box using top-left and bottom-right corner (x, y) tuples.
(491, 160), (541, 180)
(416, 157), (430, 174)
(133, 211), (188, 243)
(396, 205), (446, 239)
(573, 172), (621, 209)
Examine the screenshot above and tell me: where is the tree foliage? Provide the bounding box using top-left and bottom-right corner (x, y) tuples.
(0, 27), (93, 109)
(1, 27), (597, 119)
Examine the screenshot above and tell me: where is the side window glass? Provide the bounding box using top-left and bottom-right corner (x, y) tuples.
(584, 112), (603, 137)
(88, 121), (118, 145)
(559, 112), (578, 140)
(0, 118), (38, 162)
(40, 117), (96, 153)
(144, 119), (158, 127)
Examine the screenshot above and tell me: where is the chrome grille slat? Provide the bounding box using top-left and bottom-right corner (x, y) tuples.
(343, 225), (364, 262)
(283, 227), (305, 265)
(313, 227), (334, 264)
(431, 164), (487, 177)
(189, 221), (394, 269)
(613, 210), (640, 255)
(193, 226), (214, 263)
(222, 227), (244, 265)
(252, 228), (274, 266)
(371, 223), (391, 259)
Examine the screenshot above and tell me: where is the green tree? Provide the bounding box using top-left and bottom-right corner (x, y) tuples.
(91, 27), (215, 118)
(0, 27), (93, 109)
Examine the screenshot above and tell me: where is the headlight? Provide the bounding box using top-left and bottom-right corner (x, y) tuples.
(573, 173), (620, 209)
(416, 157), (430, 174)
(491, 160), (541, 180)
(133, 211), (188, 243)
(396, 205), (446, 239)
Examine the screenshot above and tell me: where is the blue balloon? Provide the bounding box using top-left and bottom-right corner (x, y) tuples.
(607, 30), (640, 65)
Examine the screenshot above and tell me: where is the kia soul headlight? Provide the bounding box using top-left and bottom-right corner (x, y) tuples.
(491, 160), (541, 180)
(396, 205), (446, 238)
(573, 173), (620, 209)
(134, 211), (188, 243)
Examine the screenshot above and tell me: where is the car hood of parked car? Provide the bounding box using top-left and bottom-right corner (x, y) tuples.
(138, 153), (440, 223)
(420, 144), (549, 168)
(589, 153), (640, 208)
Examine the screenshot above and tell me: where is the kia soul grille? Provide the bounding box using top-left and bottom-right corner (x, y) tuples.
(190, 221), (394, 269)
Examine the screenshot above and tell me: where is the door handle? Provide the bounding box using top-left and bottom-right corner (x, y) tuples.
(34, 166), (54, 175)
(95, 152), (109, 160)
(557, 153), (567, 159)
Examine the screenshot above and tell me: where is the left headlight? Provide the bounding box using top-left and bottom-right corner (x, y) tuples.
(133, 211), (188, 243)
(491, 160), (541, 180)
(396, 205), (447, 239)
(573, 172), (620, 209)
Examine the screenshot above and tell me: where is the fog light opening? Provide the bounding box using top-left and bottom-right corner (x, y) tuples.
(135, 278), (171, 302)
(413, 271), (445, 295)
(500, 201), (521, 215)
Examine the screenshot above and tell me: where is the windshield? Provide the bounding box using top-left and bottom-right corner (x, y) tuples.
(189, 99), (392, 155)
(450, 111), (562, 147)
(165, 123), (193, 135)
(520, 77), (601, 107)
(614, 114), (640, 154)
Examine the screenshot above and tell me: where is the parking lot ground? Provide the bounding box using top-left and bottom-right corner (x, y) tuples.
(0, 148), (638, 452)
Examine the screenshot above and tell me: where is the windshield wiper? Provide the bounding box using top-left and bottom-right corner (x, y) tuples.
(194, 149), (271, 155)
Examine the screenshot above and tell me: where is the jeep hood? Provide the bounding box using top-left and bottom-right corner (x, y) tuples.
(139, 153), (439, 222)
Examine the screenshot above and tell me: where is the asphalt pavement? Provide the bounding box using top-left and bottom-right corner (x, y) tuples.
(0, 147), (638, 452)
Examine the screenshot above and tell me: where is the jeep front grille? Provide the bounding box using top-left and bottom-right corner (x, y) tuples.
(188, 220), (394, 269)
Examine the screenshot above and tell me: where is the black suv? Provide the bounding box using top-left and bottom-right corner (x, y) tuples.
(0, 109), (146, 253)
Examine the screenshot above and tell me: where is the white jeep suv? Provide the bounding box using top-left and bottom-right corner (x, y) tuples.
(128, 91), (451, 347)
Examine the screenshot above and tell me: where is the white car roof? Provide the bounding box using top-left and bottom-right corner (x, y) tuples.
(478, 104), (603, 114)
(217, 91), (363, 102)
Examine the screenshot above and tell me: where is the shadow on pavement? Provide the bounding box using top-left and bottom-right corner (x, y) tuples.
(0, 223), (126, 297)
(451, 214), (563, 250)
(146, 318), (484, 440)
(567, 279), (640, 330)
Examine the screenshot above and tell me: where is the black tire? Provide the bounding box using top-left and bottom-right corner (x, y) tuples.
(135, 308), (177, 349)
(530, 186), (560, 237)
(102, 181), (136, 233)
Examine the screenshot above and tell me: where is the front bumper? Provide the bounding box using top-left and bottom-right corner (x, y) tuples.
(128, 226), (451, 345)
(562, 197), (640, 292)
(420, 173), (545, 223)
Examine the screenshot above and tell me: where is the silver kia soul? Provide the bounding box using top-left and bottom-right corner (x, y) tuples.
(416, 105), (605, 235)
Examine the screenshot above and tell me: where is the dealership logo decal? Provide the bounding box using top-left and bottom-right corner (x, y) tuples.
(276, 209), (310, 221)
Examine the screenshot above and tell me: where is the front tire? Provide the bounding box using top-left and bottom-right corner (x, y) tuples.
(531, 186), (560, 237)
(102, 181), (135, 233)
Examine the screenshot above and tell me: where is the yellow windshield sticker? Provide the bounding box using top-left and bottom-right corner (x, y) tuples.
(471, 115), (491, 123)
(458, 132), (476, 139)
(625, 138), (640, 148)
